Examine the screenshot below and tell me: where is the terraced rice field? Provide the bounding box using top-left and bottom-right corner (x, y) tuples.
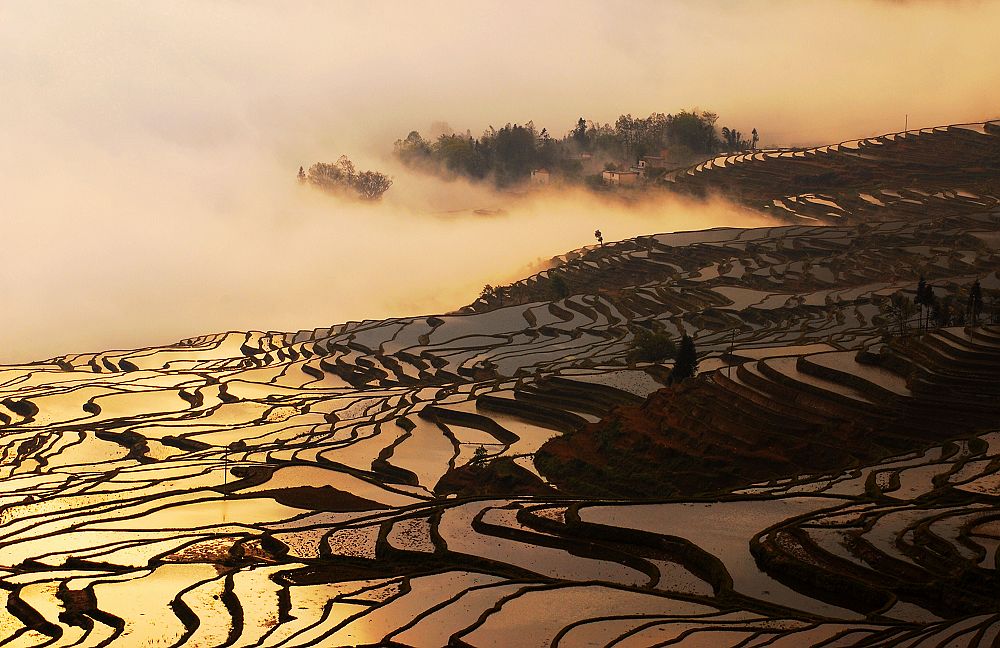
(1, 129), (999, 645)
(664, 121), (1000, 225)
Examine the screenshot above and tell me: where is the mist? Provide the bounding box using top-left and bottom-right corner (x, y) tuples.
(1, 1), (997, 362)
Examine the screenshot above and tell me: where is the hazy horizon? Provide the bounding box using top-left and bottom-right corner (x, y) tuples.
(2, 0), (998, 362)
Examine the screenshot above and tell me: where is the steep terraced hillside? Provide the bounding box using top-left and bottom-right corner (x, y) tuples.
(0, 192), (998, 640)
(664, 121), (1000, 224)
(539, 328), (1000, 498)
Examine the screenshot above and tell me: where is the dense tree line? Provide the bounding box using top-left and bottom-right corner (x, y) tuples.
(394, 111), (757, 188)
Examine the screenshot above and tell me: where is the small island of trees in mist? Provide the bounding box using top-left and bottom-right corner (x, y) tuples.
(297, 156), (393, 201)
(297, 108), (759, 202)
(394, 109), (759, 188)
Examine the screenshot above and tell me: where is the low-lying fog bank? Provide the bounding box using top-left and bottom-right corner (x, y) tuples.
(1, 159), (771, 363)
(3, 1), (997, 362)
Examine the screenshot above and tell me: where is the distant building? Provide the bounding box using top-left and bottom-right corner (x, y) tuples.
(643, 148), (698, 169)
(530, 168), (551, 185)
(602, 169), (639, 186)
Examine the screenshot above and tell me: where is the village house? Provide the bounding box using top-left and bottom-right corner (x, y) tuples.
(601, 169), (639, 186)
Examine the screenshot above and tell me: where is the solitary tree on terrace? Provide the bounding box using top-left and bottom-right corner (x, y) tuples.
(968, 279), (984, 325)
(883, 293), (916, 336)
(670, 334), (698, 383)
(595, 229), (603, 246)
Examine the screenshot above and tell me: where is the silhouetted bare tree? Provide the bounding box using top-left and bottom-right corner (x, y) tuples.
(883, 293), (915, 336)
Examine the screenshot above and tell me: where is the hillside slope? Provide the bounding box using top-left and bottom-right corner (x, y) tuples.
(664, 121), (1000, 224)
(0, 132), (998, 644)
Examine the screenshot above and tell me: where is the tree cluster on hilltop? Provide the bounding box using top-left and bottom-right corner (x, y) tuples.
(878, 277), (994, 338)
(394, 111), (758, 188)
(298, 155), (393, 201)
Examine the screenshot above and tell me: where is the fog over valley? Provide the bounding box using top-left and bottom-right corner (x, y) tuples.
(1, 0), (997, 360)
(2, 4), (1000, 646)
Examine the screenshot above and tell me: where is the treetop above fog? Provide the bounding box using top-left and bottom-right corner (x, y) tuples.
(298, 155), (393, 201)
(394, 110), (757, 188)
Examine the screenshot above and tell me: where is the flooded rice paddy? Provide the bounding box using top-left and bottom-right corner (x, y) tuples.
(0, 190), (998, 645)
